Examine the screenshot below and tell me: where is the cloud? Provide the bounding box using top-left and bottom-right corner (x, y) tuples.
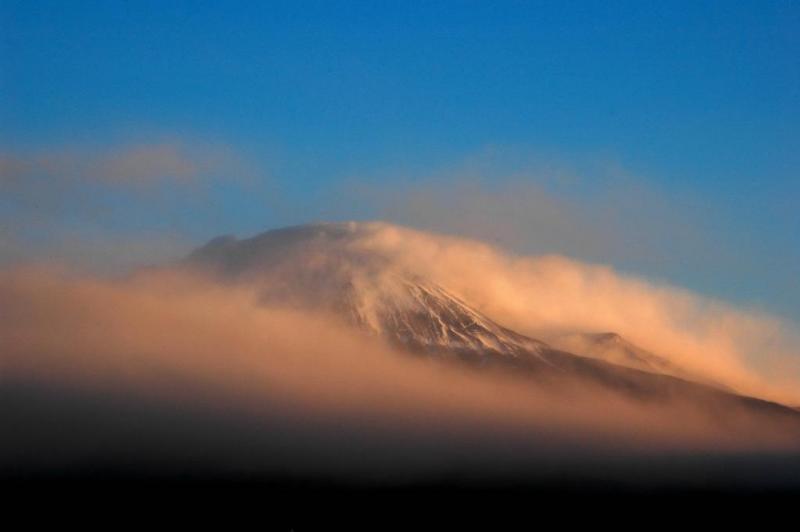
(326, 223), (800, 405)
(0, 138), (257, 230)
(348, 168), (710, 275)
(2, 266), (799, 480)
(335, 148), (800, 326)
(0, 138), (260, 272)
(0, 140), (245, 188)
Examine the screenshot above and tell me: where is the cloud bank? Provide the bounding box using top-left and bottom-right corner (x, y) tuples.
(2, 222), (799, 482)
(2, 266), (798, 474)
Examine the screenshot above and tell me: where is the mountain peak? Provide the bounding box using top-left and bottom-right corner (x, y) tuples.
(185, 223), (548, 362)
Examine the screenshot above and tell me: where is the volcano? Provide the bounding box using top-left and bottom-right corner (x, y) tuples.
(184, 222), (800, 422)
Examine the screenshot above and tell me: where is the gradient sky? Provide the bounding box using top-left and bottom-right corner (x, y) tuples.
(1, 1), (798, 321)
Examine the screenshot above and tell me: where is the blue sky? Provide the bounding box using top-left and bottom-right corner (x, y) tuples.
(1, 1), (798, 321)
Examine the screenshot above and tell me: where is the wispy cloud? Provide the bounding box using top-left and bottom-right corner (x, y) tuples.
(329, 222), (800, 404)
(342, 151), (710, 274)
(0, 137), (260, 271)
(333, 147), (798, 323)
(0, 139), (247, 188)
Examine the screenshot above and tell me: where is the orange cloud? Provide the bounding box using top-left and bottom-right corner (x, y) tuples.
(2, 265), (798, 460)
(342, 223), (800, 404)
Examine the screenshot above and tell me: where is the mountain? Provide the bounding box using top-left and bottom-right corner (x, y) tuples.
(185, 222), (800, 422)
(185, 223), (566, 367)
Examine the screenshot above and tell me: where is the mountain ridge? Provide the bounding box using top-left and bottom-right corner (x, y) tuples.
(184, 222), (800, 425)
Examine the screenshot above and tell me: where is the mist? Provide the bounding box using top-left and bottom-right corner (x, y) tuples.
(3, 229), (800, 485)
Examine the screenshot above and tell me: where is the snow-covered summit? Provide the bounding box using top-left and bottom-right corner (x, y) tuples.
(186, 222), (546, 361)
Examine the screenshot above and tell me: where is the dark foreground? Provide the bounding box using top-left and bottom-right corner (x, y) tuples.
(5, 380), (800, 525)
(6, 466), (800, 528)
